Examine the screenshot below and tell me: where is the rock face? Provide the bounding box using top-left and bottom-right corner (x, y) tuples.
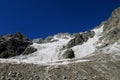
(101, 7), (120, 44)
(0, 32), (37, 58)
(23, 46), (37, 55)
(66, 30), (95, 48)
(62, 49), (75, 59)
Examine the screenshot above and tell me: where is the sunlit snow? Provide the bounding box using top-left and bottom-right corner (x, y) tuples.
(0, 25), (104, 65)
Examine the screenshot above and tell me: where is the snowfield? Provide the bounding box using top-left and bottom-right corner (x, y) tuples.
(0, 25), (105, 65)
(72, 25), (104, 58)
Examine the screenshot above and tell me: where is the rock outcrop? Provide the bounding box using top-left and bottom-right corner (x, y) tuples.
(66, 30), (95, 48)
(62, 49), (75, 59)
(0, 32), (37, 58)
(101, 7), (120, 44)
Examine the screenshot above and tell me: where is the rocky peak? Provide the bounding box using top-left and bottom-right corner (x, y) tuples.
(0, 32), (37, 58)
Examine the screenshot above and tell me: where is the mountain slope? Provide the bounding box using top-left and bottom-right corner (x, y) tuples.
(0, 25), (104, 64)
(0, 7), (120, 80)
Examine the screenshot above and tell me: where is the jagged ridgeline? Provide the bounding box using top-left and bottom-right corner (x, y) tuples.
(0, 32), (37, 58)
(0, 7), (120, 80)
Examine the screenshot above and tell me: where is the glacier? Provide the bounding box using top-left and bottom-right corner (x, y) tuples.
(0, 25), (104, 65)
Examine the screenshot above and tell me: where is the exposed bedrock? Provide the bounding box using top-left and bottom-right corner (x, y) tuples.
(0, 32), (37, 58)
(100, 7), (120, 44)
(66, 30), (95, 48)
(62, 49), (75, 59)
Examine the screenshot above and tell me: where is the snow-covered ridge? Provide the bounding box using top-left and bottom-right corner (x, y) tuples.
(0, 25), (104, 65)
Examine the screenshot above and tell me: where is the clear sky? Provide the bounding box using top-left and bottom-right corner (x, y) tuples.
(0, 0), (120, 39)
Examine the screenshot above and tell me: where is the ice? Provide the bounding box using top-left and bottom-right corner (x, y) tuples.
(0, 25), (104, 65)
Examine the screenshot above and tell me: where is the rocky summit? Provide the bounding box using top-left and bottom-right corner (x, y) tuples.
(0, 7), (120, 80)
(0, 32), (37, 58)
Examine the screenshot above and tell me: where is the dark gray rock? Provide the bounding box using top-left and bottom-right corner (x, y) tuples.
(66, 31), (95, 48)
(86, 31), (95, 38)
(80, 33), (89, 42)
(0, 32), (37, 58)
(66, 39), (75, 48)
(74, 33), (84, 45)
(66, 33), (84, 48)
(62, 49), (75, 59)
(23, 46), (37, 55)
(0, 51), (8, 58)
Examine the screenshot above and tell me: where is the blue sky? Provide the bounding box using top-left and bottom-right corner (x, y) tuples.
(0, 0), (120, 39)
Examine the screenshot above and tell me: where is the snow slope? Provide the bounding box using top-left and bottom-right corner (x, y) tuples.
(20, 38), (71, 64)
(0, 25), (104, 65)
(72, 25), (104, 58)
